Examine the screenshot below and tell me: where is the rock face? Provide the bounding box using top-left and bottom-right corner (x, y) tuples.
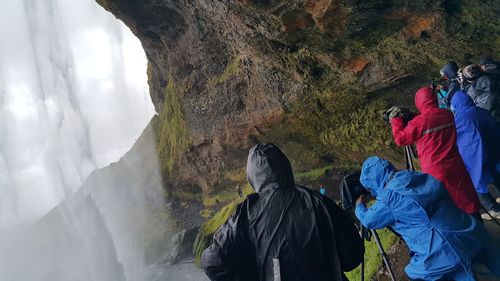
(96, 0), (499, 193)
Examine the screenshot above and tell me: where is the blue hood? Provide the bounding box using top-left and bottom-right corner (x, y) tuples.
(360, 156), (395, 196)
(451, 90), (475, 113)
(440, 61), (459, 80)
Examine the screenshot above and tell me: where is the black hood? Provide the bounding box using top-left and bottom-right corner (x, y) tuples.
(440, 61), (459, 80)
(246, 143), (294, 193)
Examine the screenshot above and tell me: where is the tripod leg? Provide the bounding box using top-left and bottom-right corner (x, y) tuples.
(361, 254), (365, 281)
(404, 146), (414, 171)
(371, 230), (397, 281)
(360, 224), (365, 281)
(408, 147), (414, 171)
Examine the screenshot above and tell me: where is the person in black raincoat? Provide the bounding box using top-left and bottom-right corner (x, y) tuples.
(201, 143), (364, 281)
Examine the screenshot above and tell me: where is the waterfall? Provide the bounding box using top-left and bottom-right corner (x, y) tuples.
(0, 0), (199, 280)
(0, 0), (154, 225)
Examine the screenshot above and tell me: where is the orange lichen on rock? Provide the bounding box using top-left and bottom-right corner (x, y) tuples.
(402, 14), (437, 40)
(305, 0), (332, 20)
(282, 9), (315, 32)
(304, 0), (350, 35)
(343, 57), (370, 74)
(237, 0), (252, 5)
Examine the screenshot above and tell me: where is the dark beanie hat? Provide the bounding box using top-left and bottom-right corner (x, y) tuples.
(480, 56), (494, 66)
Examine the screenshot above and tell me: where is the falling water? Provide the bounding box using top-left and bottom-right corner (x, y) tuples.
(0, 0), (206, 280)
(0, 0), (154, 225)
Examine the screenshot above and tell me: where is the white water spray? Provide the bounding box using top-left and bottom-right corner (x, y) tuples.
(0, 0), (154, 225)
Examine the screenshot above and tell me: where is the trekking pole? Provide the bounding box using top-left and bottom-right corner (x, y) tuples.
(371, 230), (397, 281)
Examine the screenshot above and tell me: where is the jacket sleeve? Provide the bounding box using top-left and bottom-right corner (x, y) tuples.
(469, 77), (494, 110)
(355, 201), (395, 229)
(325, 200), (364, 272)
(390, 117), (422, 146)
(201, 203), (248, 281)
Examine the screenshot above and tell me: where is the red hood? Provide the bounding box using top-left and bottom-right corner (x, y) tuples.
(415, 86), (438, 113)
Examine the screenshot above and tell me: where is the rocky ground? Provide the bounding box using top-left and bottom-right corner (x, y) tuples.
(168, 198), (206, 230)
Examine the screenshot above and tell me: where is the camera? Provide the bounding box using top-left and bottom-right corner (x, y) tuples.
(340, 171), (368, 210)
(382, 107), (415, 125)
(339, 171), (373, 241)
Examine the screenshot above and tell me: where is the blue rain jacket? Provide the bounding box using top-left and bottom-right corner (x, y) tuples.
(355, 156), (500, 281)
(451, 90), (500, 193)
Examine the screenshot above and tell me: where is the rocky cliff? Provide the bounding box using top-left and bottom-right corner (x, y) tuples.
(96, 0), (499, 196)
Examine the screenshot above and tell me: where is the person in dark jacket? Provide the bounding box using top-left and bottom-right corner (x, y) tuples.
(461, 64), (499, 121)
(451, 90), (500, 220)
(480, 56), (500, 79)
(201, 143), (364, 281)
(356, 156), (500, 281)
(389, 86), (481, 216)
(439, 61), (460, 108)
(479, 56), (500, 123)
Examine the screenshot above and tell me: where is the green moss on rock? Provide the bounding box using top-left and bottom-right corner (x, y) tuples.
(155, 74), (189, 175)
(209, 57), (240, 85)
(202, 189), (240, 207)
(193, 199), (244, 266)
(319, 100), (396, 153)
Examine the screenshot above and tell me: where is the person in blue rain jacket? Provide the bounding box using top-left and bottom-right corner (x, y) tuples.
(355, 156), (500, 281)
(451, 90), (500, 220)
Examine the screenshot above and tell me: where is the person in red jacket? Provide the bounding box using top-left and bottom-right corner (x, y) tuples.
(389, 86), (481, 217)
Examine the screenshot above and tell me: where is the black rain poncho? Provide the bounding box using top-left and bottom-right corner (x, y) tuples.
(201, 143), (364, 281)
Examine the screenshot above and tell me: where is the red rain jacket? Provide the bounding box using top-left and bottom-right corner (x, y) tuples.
(390, 87), (480, 214)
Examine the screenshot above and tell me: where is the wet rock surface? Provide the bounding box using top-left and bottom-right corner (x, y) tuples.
(96, 0), (499, 195)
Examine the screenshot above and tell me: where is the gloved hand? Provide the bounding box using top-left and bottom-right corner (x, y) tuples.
(387, 106), (403, 120)
(355, 194), (365, 206)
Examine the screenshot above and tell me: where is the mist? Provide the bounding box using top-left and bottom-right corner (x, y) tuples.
(0, 0), (154, 225)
